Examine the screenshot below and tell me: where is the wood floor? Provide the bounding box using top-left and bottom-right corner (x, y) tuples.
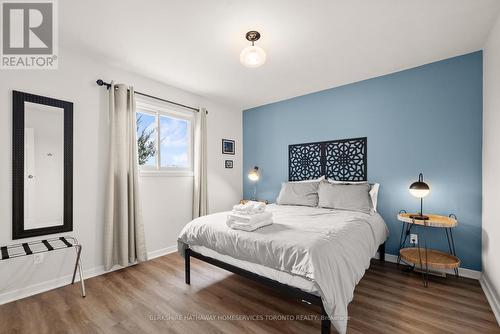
(1, 253), (498, 334)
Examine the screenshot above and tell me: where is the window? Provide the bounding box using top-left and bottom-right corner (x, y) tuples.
(136, 98), (193, 174)
(136, 112), (157, 167)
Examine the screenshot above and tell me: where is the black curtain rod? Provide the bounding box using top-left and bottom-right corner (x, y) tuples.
(96, 79), (203, 113)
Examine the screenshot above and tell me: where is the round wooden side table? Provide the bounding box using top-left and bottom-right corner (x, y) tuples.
(397, 212), (460, 287)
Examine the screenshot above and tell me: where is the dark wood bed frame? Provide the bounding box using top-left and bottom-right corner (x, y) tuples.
(184, 137), (386, 333)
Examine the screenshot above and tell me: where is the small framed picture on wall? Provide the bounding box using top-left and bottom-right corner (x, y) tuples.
(225, 160), (233, 169)
(222, 139), (235, 155)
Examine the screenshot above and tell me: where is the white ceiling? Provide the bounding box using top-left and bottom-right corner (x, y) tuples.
(62, 0), (500, 109)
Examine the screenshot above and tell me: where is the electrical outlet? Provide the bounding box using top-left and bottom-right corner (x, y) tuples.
(33, 253), (45, 265)
(410, 234), (418, 245)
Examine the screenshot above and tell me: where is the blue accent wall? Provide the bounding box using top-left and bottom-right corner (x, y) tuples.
(243, 51), (483, 271)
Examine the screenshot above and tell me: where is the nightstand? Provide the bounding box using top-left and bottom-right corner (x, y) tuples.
(397, 211), (460, 287)
(240, 199), (269, 205)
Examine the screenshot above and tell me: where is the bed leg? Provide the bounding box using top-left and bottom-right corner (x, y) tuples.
(321, 304), (331, 334)
(378, 243), (385, 262)
(185, 248), (191, 285)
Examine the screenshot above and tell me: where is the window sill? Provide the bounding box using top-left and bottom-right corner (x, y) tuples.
(139, 170), (194, 177)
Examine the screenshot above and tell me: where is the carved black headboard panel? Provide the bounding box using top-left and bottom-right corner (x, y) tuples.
(288, 137), (367, 182)
(289, 143), (323, 181)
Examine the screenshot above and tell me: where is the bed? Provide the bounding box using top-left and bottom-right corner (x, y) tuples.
(178, 137), (389, 334)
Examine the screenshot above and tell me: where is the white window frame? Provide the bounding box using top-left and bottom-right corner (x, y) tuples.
(136, 97), (194, 177)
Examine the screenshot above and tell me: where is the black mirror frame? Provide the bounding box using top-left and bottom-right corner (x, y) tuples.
(12, 90), (73, 239)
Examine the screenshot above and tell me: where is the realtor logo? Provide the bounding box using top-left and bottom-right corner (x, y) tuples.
(1, 0), (58, 69)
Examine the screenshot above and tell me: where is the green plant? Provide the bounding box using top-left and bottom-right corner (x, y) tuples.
(136, 114), (156, 165)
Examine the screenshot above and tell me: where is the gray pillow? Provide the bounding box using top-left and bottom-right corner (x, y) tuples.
(276, 182), (319, 207)
(318, 182), (372, 213)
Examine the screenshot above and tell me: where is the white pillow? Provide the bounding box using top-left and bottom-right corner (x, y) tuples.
(292, 175), (325, 183)
(369, 183), (380, 212)
(327, 179), (380, 211)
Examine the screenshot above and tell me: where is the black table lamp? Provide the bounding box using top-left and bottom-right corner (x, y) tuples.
(409, 173), (430, 220)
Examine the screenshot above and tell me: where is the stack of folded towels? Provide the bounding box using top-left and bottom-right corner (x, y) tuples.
(226, 201), (273, 231)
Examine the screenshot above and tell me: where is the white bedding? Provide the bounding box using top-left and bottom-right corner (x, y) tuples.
(191, 245), (319, 293)
(178, 204), (388, 334)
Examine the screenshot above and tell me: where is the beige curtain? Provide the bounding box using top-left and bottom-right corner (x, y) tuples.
(192, 108), (208, 218)
(104, 82), (147, 270)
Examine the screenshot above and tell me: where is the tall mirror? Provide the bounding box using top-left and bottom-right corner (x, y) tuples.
(13, 91), (73, 239)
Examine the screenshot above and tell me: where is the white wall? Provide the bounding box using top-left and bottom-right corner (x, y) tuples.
(0, 49), (242, 303)
(482, 12), (500, 324)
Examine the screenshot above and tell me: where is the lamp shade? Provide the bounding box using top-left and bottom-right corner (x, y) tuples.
(240, 45), (266, 68)
(409, 173), (430, 198)
(248, 166), (260, 182)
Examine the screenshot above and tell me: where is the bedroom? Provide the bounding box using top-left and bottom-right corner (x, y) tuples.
(0, 0), (499, 333)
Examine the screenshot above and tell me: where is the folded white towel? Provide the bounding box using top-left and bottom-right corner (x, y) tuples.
(227, 219), (273, 232)
(232, 201), (266, 215)
(227, 211), (273, 225)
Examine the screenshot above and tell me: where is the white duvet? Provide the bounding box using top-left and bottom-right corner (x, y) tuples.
(178, 204), (388, 334)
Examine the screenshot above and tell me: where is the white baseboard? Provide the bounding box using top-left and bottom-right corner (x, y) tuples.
(480, 273), (500, 325)
(0, 264), (106, 306)
(375, 252), (481, 280)
(148, 245), (177, 260)
(0, 245), (177, 306)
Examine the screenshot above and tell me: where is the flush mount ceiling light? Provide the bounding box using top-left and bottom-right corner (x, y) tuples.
(240, 31), (266, 68)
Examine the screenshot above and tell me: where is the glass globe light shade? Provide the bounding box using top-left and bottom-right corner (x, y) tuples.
(248, 167), (260, 182)
(240, 45), (266, 68)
